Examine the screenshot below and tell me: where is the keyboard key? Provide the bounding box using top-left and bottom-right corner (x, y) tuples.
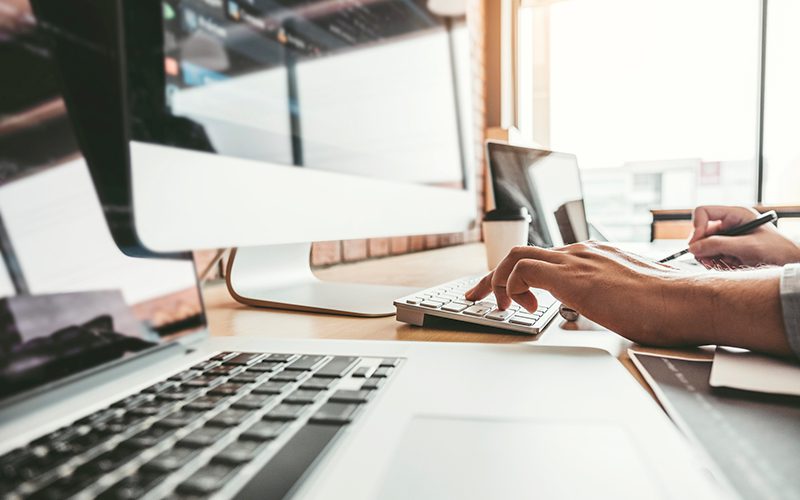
(264, 404), (308, 421)
(266, 353), (294, 362)
(213, 440), (266, 464)
(329, 389), (371, 403)
(361, 378), (384, 390)
(168, 369), (199, 382)
(420, 300), (444, 308)
(462, 305), (492, 317)
(211, 352), (238, 362)
(252, 381), (292, 395)
(508, 317), (535, 326)
(247, 361), (284, 373)
(206, 365), (245, 377)
(209, 383), (247, 396)
(310, 402), (359, 425)
(154, 410), (202, 429)
(208, 409), (254, 427)
(485, 309), (516, 321)
(351, 366), (373, 378)
(99, 470), (164, 499)
(240, 421), (286, 441)
(284, 355), (325, 371)
(223, 352), (265, 366)
(405, 297), (424, 305)
(143, 447), (199, 472)
(143, 381), (179, 393)
(441, 303), (468, 312)
(123, 427), (176, 448)
(283, 389), (322, 404)
(379, 358), (400, 367)
(192, 360), (220, 371)
(235, 423), (343, 499)
(184, 395), (229, 411)
(232, 393), (276, 410)
(183, 375), (226, 388)
(314, 356), (359, 378)
(179, 426), (230, 448)
(300, 377), (335, 390)
(371, 367), (392, 378)
(178, 463), (240, 495)
(230, 372), (268, 384)
(270, 371), (304, 382)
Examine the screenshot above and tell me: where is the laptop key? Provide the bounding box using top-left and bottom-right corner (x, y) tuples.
(236, 423), (344, 500)
(230, 372), (268, 384)
(168, 369), (199, 382)
(240, 421), (286, 441)
(180, 426), (230, 448)
(271, 371), (304, 382)
(183, 375), (226, 388)
(351, 366), (373, 378)
(371, 367), (392, 378)
(310, 402), (359, 425)
(361, 378), (384, 390)
(209, 383), (247, 396)
(154, 410), (202, 429)
(213, 440), (266, 465)
(300, 377), (335, 390)
(223, 352), (265, 366)
(246, 361), (283, 373)
(266, 353), (294, 362)
(143, 447), (199, 473)
(211, 352), (238, 362)
(99, 470), (164, 500)
(252, 381), (292, 395)
(283, 389), (322, 404)
(284, 355), (325, 371)
(379, 358), (400, 367)
(314, 356), (359, 378)
(329, 389), (371, 403)
(184, 395), (228, 411)
(264, 404), (308, 421)
(208, 409), (254, 427)
(178, 463), (240, 495)
(123, 427), (176, 448)
(232, 393), (276, 410)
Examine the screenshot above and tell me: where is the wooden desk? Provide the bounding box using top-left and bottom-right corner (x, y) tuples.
(203, 243), (651, 392)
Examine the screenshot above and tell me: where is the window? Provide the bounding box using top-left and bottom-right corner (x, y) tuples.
(516, 0), (762, 240)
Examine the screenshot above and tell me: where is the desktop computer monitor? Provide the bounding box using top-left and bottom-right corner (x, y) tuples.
(33, 0), (475, 316)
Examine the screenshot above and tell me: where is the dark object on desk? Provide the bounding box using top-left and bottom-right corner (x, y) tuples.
(630, 352), (800, 500)
(658, 210), (778, 263)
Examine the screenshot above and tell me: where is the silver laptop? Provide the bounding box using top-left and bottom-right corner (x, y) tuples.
(0, 145), (724, 500)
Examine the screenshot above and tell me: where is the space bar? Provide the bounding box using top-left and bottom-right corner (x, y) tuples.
(236, 423), (344, 499)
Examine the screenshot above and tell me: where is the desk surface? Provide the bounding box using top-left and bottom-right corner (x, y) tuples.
(203, 243), (655, 393)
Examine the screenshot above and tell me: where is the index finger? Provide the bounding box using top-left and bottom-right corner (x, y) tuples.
(465, 271), (494, 302)
(489, 246), (564, 309)
(690, 206), (758, 243)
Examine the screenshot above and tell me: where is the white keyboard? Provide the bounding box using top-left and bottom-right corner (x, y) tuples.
(394, 276), (560, 335)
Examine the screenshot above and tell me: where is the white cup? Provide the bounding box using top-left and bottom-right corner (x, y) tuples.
(482, 208), (532, 270)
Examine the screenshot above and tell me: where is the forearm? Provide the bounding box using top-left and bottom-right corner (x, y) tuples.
(676, 269), (792, 357)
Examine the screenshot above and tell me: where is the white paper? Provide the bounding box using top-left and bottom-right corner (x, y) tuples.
(709, 347), (800, 396)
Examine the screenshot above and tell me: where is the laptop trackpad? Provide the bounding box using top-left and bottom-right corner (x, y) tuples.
(377, 416), (659, 500)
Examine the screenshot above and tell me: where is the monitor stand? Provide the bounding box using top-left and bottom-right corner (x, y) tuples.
(225, 243), (420, 317)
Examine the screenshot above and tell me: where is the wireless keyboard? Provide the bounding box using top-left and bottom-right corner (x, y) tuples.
(394, 275), (559, 335)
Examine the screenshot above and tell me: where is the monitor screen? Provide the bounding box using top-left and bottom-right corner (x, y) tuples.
(0, 3), (205, 404)
(152, 0), (468, 189)
(488, 143), (588, 247)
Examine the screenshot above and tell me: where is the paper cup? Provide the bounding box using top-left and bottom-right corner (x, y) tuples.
(482, 208), (531, 270)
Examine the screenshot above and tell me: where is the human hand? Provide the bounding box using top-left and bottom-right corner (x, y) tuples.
(688, 206), (800, 268)
(464, 242), (697, 346)
(464, 241), (792, 356)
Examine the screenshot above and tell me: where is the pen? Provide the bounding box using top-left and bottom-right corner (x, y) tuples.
(658, 210), (778, 263)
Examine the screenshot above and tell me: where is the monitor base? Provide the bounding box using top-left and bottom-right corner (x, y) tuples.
(225, 244), (419, 317)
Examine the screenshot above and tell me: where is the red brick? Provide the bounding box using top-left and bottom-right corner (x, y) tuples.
(311, 241), (342, 267)
(342, 239), (369, 262)
(368, 238), (391, 258)
(390, 236), (410, 254)
(409, 236), (427, 252)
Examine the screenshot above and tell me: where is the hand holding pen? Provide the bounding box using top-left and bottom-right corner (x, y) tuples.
(659, 209), (778, 264)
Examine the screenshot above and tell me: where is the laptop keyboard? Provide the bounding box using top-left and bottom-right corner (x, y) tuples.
(395, 276), (559, 334)
(1, 352), (400, 499)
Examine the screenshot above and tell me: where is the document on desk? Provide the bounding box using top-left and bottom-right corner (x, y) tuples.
(710, 347), (800, 397)
(629, 350), (800, 500)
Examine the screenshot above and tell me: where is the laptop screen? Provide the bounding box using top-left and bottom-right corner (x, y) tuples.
(0, 2), (206, 404)
(487, 142), (589, 248)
